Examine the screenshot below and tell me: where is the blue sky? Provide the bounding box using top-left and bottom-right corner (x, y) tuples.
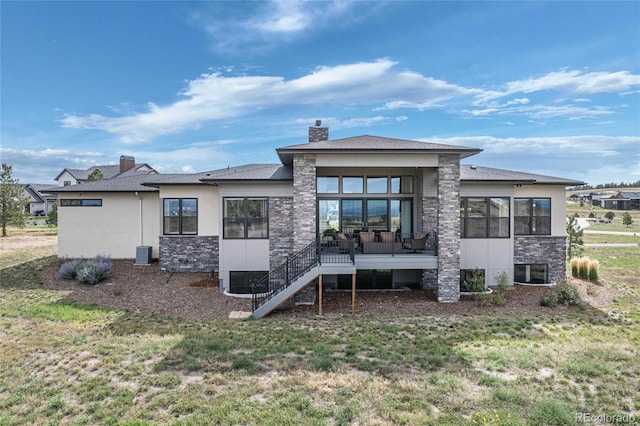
(2, 1), (639, 186)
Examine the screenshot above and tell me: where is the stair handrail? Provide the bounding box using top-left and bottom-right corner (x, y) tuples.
(251, 239), (320, 311)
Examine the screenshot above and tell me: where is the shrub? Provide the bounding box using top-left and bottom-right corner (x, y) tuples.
(588, 212), (595, 219)
(555, 280), (581, 306)
(58, 258), (84, 280)
(540, 291), (557, 308)
(587, 259), (600, 281)
(604, 211), (615, 220)
(58, 256), (112, 285)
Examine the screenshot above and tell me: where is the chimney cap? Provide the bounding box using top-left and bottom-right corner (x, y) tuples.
(315, 119), (322, 127)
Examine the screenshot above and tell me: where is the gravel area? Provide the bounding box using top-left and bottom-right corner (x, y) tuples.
(42, 260), (604, 320)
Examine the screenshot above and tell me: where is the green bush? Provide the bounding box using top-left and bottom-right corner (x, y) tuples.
(604, 211), (615, 220)
(555, 280), (581, 306)
(539, 291), (557, 308)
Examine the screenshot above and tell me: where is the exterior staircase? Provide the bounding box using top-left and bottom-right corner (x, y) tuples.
(251, 239), (356, 319)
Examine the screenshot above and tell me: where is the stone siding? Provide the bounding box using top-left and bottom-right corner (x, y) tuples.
(269, 196), (294, 270)
(159, 236), (219, 272)
(436, 155), (461, 302)
(292, 154), (317, 251)
(421, 196), (439, 290)
(514, 236), (567, 282)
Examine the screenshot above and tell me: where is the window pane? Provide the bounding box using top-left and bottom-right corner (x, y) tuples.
(467, 198), (487, 238)
(318, 199), (340, 234)
(164, 217), (180, 234)
(514, 217), (531, 235)
(342, 177), (363, 194)
(390, 200), (400, 233)
(247, 218), (268, 238)
(247, 198), (267, 218)
(342, 199), (363, 234)
(532, 217), (551, 235)
(224, 198), (245, 218)
(182, 216), (197, 234)
(366, 177), (387, 193)
(224, 218), (245, 238)
(392, 176), (414, 194)
(366, 199), (388, 231)
(317, 177), (339, 193)
(514, 199), (530, 216)
(164, 199), (180, 216)
(82, 199), (102, 206)
(489, 198), (509, 237)
(533, 199), (550, 217)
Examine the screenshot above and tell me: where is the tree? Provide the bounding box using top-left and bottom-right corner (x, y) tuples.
(604, 211), (615, 220)
(566, 214), (584, 260)
(622, 212), (633, 228)
(87, 168), (104, 181)
(47, 202), (58, 227)
(0, 163), (29, 237)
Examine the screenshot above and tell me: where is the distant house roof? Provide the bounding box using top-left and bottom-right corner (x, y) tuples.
(612, 191), (640, 200)
(23, 184), (58, 202)
(276, 135), (482, 166)
(460, 165), (585, 186)
(54, 163), (157, 182)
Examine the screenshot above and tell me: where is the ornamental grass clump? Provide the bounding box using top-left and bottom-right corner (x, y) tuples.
(587, 259), (600, 281)
(569, 256), (600, 282)
(58, 256), (112, 285)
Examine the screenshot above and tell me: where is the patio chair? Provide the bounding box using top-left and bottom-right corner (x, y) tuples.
(403, 232), (426, 252)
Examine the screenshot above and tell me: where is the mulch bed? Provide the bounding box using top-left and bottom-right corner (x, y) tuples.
(42, 259), (585, 320)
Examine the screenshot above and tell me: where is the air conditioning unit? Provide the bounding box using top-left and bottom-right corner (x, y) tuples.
(135, 246), (152, 265)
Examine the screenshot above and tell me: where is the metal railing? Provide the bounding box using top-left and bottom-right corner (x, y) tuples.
(319, 231), (438, 256)
(251, 240), (321, 311)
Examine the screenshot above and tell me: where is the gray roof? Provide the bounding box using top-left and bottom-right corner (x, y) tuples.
(276, 135), (482, 166)
(461, 165), (585, 186)
(199, 164), (292, 182)
(614, 191), (640, 199)
(54, 163), (156, 181)
(45, 173), (168, 193)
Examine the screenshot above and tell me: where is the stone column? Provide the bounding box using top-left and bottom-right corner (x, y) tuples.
(269, 197), (294, 270)
(292, 154), (317, 251)
(436, 155), (460, 302)
(292, 154), (317, 305)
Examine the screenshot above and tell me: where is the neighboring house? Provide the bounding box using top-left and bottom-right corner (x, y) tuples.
(48, 123), (583, 318)
(23, 184), (58, 216)
(54, 155), (157, 186)
(600, 192), (640, 210)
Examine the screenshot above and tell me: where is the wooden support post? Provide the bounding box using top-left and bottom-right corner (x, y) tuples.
(318, 275), (323, 316)
(351, 273), (356, 315)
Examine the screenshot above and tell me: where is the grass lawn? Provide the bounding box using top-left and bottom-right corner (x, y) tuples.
(1, 247), (639, 423)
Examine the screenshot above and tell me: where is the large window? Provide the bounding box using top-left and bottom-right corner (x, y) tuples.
(60, 199), (102, 207)
(460, 197), (509, 238)
(229, 271), (268, 294)
(223, 198), (268, 239)
(317, 175), (414, 195)
(318, 198), (412, 235)
(163, 198), (197, 235)
(514, 198), (551, 235)
(515, 264), (548, 284)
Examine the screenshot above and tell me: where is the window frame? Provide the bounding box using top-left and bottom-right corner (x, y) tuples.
(460, 197), (510, 238)
(223, 197), (269, 240)
(163, 198), (198, 235)
(514, 264), (548, 284)
(60, 199), (102, 207)
(514, 198), (551, 235)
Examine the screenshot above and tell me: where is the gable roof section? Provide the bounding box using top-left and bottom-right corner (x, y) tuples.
(23, 184), (58, 201)
(461, 165), (584, 186)
(54, 163), (156, 182)
(199, 164), (292, 183)
(613, 191), (640, 200)
(276, 135), (482, 166)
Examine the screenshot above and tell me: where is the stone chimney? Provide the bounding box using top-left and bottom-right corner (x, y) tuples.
(308, 120), (329, 143)
(120, 155), (135, 173)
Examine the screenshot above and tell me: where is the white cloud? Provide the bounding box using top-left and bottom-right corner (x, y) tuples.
(60, 61), (639, 143)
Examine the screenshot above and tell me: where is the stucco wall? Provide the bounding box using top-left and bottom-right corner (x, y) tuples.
(58, 192), (160, 259)
(159, 185), (219, 236)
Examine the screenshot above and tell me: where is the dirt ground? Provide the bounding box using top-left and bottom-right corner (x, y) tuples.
(0, 234), (57, 255)
(40, 259), (613, 320)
